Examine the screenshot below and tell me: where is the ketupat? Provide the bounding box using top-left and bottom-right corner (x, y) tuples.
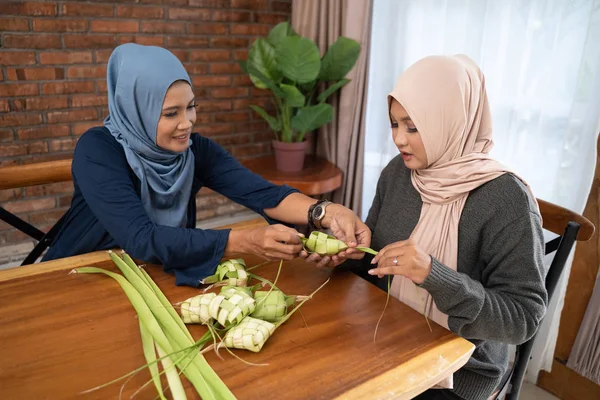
(301, 231), (378, 256)
(201, 258), (248, 287)
(180, 286), (256, 328)
(251, 290), (299, 322)
(222, 317), (276, 353)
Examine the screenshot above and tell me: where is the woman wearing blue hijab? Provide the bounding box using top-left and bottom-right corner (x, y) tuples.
(43, 44), (368, 286)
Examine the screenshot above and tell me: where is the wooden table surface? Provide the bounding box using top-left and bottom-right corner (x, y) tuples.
(243, 155), (343, 196)
(0, 221), (474, 400)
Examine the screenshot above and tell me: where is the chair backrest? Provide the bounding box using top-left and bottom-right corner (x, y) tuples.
(0, 159), (73, 265)
(497, 198), (595, 400)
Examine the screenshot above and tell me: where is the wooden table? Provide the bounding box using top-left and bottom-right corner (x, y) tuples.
(243, 155), (343, 196)
(0, 222), (474, 400)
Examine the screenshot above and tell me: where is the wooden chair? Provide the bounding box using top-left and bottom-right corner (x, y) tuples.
(495, 198), (595, 399)
(0, 159), (73, 265)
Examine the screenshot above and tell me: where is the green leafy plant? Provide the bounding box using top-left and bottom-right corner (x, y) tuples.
(241, 22), (361, 143)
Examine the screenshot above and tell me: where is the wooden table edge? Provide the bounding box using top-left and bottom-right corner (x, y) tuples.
(270, 174), (343, 196)
(335, 337), (476, 400)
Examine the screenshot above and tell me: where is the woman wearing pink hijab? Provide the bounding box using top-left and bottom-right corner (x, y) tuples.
(361, 55), (546, 400)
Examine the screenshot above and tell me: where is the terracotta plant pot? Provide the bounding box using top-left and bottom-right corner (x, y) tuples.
(272, 140), (308, 172)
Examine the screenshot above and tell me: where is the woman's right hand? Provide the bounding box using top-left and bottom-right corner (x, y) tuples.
(226, 224), (303, 261)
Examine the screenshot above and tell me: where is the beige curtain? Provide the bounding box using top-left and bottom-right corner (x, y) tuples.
(292, 0), (372, 214)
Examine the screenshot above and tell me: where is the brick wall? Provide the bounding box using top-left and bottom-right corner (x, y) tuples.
(0, 0), (290, 257)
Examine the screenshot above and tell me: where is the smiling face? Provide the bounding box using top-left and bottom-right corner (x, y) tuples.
(389, 99), (428, 169)
(156, 80), (197, 153)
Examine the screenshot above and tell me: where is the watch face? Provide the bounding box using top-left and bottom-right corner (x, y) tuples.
(314, 205), (324, 219)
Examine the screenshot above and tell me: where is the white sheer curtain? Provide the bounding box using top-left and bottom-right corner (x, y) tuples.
(363, 0), (600, 382)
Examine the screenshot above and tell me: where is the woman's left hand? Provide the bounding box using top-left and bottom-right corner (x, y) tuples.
(300, 204), (371, 269)
(368, 239), (432, 284)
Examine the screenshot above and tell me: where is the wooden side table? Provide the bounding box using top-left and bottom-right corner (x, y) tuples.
(243, 155), (343, 196)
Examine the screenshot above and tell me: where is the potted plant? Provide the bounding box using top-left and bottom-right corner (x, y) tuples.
(241, 22), (361, 172)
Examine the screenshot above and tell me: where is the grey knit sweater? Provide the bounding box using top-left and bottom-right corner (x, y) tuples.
(347, 156), (547, 400)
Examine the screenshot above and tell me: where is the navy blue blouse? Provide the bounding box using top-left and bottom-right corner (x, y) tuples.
(43, 127), (297, 286)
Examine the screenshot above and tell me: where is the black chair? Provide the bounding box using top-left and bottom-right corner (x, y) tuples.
(495, 198), (594, 399)
(0, 159), (72, 265)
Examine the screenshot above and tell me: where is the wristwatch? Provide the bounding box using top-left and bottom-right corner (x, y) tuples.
(308, 200), (332, 230)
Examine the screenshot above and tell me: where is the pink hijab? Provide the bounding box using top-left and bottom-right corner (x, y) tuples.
(387, 55), (538, 334)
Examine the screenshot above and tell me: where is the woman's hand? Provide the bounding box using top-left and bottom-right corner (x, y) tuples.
(300, 204), (372, 269)
(368, 239), (432, 284)
(226, 224), (303, 261)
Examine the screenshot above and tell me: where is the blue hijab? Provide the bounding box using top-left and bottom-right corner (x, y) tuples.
(104, 43), (194, 227)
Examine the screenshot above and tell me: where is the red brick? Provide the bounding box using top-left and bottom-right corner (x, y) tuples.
(189, 0), (230, 7)
(50, 138), (79, 152)
(0, 188), (22, 203)
(4, 34), (62, 49)
(0, 83), (38, 97)
(0, 230), (32, 245)
(196, 193), (229, 209)
(195, 124), (232, 136)
(95, 50), (113, 63)
(195, 113), (212, 124)
(4, 198), (56, 214)
(211, 10), (250, 22)
(196, 208), (217, 220)
(72, 121), (102, 135)
(188, 23), (228, 35)
(192, 88), (210, 99)
(0, 141), (48, 157)
(271, 1), (291, 13)
(0, 17), (29, 31)
(0, 51), (36, 65)
(39, 51), (93, 65)
(210, 37), (249, 48)
(168, 50), (189, 63)
(18, 125), (70, 140)
(0, 100), (9, 113)
(231, 142), (271, 158)
(251, 87), (271, 97)
(33, 19), (88, 32)
(20, 97), (69, 111)
(29, 209), (68, 226)
(230, 0), (268, 9)
(183, 64), (208, 76)
(233, 49), (249, 60)
(7, 67), (64, 81)
(91, 20), (139, 33)
(214, 111), (250, 123)
(42, 81), (95, 95)
(231, 24), (269, 36)
(58, 195), (73, 208)
(168, 37), (209, 48)
(192, 76), (231, 87)
(97, 81), (108, 93)
(232, 98), (270, 110)
(26, 181), (73, 197)
(47, 109), (97, 124)
(117, 5), (164, 19)
(0, 2), (58, 16)
(190, 49), (230, 62)
(140, 21), (185, 34)
(215, 202), (246, 215)
(196, 100), (232, 111)
(0, 129), (14, 142)
(233, 75), (252, 86)
(213, 134), (252, 146)
(255, 13), (287, 24)
(71, 95), (108, 108)
(64, 35), (117, 48)
(119, 36), (165, 46)
(252, 130), (273, 140)
(168, 8), (210, 20)
(19, 154), (71, 165)
(139, 0), (187, 4)
(211, 87), (248, 98)
(66, 66), (107, 79)
(60, 3), (113, 17)
(210, 63), (242, 74)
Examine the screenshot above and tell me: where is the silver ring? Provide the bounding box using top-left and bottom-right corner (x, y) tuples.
(393, 257), (398, 265)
